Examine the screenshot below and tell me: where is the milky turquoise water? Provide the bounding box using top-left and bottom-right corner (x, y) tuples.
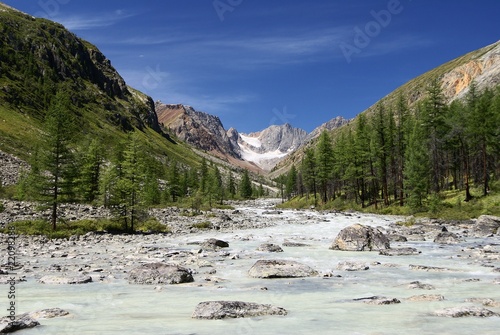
(10, 207), (500, 334)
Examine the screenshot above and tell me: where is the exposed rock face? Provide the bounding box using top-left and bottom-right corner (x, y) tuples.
(155, 103), (241, 159)
(442, 41), (500, 101)
(433, 306), (500, 318)
(305, 116), (351, 142)
(473, 215), (500, 236)
(330, 224), (390, 251)
(192, 301), (287, 319)
(127, 263), (194, 285)
(248, 259), (318, 278)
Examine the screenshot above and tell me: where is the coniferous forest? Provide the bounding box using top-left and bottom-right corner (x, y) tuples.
(280, 82), (500, 217)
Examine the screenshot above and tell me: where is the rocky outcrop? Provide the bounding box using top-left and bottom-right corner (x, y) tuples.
(155, 103), (241, 159)
(248, 260), (318, 278)
(330, 224), (390, 251)
(192, 301), (287, 319)
(305, 116), (350, 143)
(127, 263), (194, 285)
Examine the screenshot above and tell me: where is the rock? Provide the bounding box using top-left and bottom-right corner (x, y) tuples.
(282, 240), (309, 247)
(353, 296), (401, 305)
(465, 298), (500, 307)
(409, 264), (452, 272)
(330, 224), (390, 251)
(473, 215), (500, 236)
(433, 231), (462, 244)
(257, 243), (284, 253)
(336, 261), (369, 271)
(408, 281), (435, 290)
(248, 260), (318, 278)
(201, 238), (229, 250)
(27, 308), (70, 319)
(433, 306), (500, 318)
(387, 234), (408, 242)
(192, 301), (287, 319)
(38, 275), (92, 284)
(127, 263), (194, 285)
(379, 247), (421, 256)
(406, 294), (444, 302)
(0, 314), (40, 333)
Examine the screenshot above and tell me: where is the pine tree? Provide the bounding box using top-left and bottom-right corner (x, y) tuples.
(228, 172), (236, 198)
(301, 147), (317, 205)
(240, 169), (253, 199)
(316, 130), (334, 203)
(169, 161), (181, 202)
(285, 164), (298, 200)
(39, 90), (77, 230)
(77, 138), (104, 203)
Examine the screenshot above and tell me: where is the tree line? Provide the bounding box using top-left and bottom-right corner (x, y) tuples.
(15, 91), (265, 231)
(281, 82), (499, 211)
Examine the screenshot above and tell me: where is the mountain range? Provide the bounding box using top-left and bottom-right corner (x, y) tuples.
(0, 2), (499, 181)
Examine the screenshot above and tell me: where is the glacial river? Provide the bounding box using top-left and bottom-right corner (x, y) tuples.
(10, 203), (500, 334)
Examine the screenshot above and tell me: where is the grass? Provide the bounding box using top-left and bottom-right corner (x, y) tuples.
(192, 221), (212, 229)
(278, 181), (500, 220)
(1, 217), (171, 239)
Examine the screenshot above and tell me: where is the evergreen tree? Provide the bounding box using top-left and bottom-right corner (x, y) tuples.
(371, 103), (389, 206)
(301, 147), (317, 205)
(200, 158), (208, 193)
(405, 111), (430, 210)
(240, 169), (253, 199)
(394, 94), (409, 206)
(228, 172), (237, 198)
(38, 90), (77, 230)
(285, 164), (298, 199)
(77, 138), (104, 203)
(169, 161), (181, 202)
(316, 130), (334, 203)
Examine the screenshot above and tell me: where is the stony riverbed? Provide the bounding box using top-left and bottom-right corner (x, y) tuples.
(1, 199), (499, 334)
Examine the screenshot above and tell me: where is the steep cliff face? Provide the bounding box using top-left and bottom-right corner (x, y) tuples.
(155, 103), (240, 159)
(305, 116), (350, 143)
(441, 41), (500, 101)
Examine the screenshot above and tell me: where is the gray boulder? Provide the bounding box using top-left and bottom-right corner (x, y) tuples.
(433, 231), (462, 244)
(330, 224), (390, 251)
(336, 261), (369, 271)
(408, 281), (435, 290)
(380, 247), (421, 256)
(128, 263), (194, 285)
(38, 275), (92, 284)
(0, 314), (40, 333)
(353, 296), (401, 305)
(406, 294), (444, 302)
(192, 301), (287, 319)
(257, 243), (284, 253)
(434, 306), (500, 317)
(473, 215), (500, 236)
(201, 238), (229, 250)
(248, 259), (318, 278)
(28, 308), (70, 319)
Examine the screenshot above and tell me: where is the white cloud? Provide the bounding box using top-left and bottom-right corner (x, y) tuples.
(53, 10), (135, 30)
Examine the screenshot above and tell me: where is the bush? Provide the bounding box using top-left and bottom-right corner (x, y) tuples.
(192, 221), (211, 229)
(136, 218), (170, 233)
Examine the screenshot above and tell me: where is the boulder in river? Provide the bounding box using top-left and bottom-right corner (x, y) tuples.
(433, 306), (500, 318)
(473, 215), (500, 237)
(248, 259), (318, 278)
(433, 231), (462, 244)
(336, 261), (369, 271)
(192, 301), (287, 319)
(38, 275), (92, 284)
(128, 263), (194, 285)
(330, 224), (390, 251)
(379, 247), (421, 256)
(0, 314), (40, 333)
(257, 243), (284, 253)
(201, 238), (229, 250)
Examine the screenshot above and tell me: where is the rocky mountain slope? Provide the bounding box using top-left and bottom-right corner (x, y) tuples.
(0, 2), (202, 168)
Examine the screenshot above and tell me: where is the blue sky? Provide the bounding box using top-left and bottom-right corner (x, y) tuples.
(5, 1), (500, 133)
